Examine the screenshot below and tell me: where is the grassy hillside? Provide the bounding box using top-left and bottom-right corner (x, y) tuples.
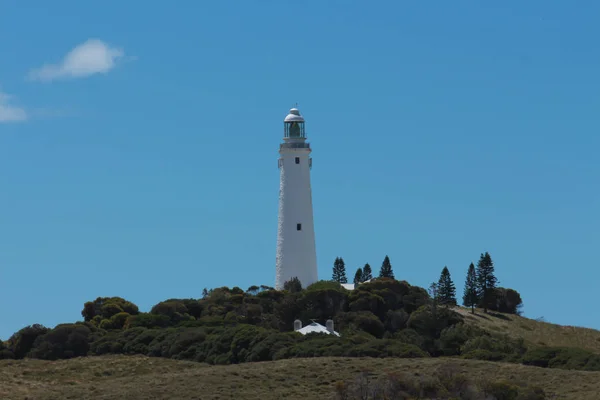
(454, 306), (600, 354)
(4, 283), (600, 399)
(2, 354), (600, 399)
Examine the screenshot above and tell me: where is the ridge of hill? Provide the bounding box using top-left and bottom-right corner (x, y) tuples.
(2, 355), (600, 400)
(454, 306), (600, 354)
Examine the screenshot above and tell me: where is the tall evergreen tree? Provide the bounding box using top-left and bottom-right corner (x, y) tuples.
(437, 266), (457, 306)
(462, 263), (478, 314)
(378, 255), (394, 279)
(362, 263), (373, 281)
(332, 257), (348, 283)
(353, 267), (363, 285)
(476, 252), (498, 313)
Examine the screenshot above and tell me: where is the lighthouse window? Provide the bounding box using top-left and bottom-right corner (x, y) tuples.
(297, 223), (302, 231)
(295, 157), (300, 164)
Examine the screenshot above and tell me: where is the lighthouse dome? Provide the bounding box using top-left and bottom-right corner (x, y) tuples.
(284, 108), (305, 122)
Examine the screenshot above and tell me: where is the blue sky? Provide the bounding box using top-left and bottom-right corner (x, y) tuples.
(1, 1), (599, 339)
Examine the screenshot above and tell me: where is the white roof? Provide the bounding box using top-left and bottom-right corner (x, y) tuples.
(295, 322), (340, 337)
(284, 107), (305, 122)
(340, 279), (371, 291)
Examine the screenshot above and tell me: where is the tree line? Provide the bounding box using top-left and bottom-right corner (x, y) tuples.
(332, 255), (393, 285)
(330, 251), (523, 315)
(1, 274), (597, 376)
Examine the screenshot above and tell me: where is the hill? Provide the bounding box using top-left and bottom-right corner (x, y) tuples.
(2, 354), (600, 399)
(4, 279), (600, 399)
(454, 306), (600, 354)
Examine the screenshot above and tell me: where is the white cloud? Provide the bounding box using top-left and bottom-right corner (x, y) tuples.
(0, 91), (27, 122)
(28, 39), (125, 82)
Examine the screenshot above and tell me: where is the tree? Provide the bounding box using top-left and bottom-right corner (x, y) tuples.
(378, 255), (394, 279)
(462, 263), (478, 314)
(28, 324), (92, 360)
(283, 277), (302, 293)
(246, 285), (260, 295)
(428, 282), (439, 317)
(437, 266), (457, 306)
(332, 257), (348, 283)
(476, 252), (498, 313)
(487, 287), (524, 315)
(353, 267), (363, 285)
(7, 324), (50, 359)
(362, 263), (373, 281)
(81, 297), (139, 322)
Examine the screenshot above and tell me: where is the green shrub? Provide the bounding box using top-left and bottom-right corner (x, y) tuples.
(125, 313), (171, 329)
(121, 328), (162, 355)
(462, 349), (508, 362)
(393, 328), (425, 349)
(336, 311), (385, 338)
(438, 323), (483, 356)
(522, 346), (600, 371)
(28, 324), (92, 360)
(384, 309), (409, 333)
(305, 280), (346, 292)
(481, 380), (520, 400)
(247, 332), (297, 362)
(7, 324), (50, 359)
(461, 334), (526, 362)
(82, 297), (139, 322)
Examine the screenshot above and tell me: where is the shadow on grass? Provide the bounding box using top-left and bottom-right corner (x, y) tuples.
(488, 312), (511, 321)
(464, 311), (511, 322)
(467, 313), (491, 321)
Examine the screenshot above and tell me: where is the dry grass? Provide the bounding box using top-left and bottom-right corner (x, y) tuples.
(1, 355), (600, 399)
(453, 306), (600, 353)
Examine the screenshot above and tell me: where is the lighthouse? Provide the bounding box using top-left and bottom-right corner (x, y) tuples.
(275, 107), (318, 290)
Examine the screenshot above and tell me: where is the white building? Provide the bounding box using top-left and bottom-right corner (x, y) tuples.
(340, 279), (372, 291)
(294, 319), (340, 337)
(275, 107), (318, 290)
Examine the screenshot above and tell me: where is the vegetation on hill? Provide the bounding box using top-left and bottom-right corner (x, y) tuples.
(2, 251), (600, 399)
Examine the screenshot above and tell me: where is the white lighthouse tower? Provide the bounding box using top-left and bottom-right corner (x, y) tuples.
(275, 107), (318, 290)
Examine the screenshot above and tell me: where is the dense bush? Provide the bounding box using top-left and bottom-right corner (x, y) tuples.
(461, 333), (527, 363)
(88, 323), (427, 365)
(82, 297), (139, 322)
(479, 287), (524, 315)
(407, 305), (463, 355)
(28, 323), (92, 360)
(522, 346), (600, 371)
(7, 324), (50, 359)
(334, 365), (547, 400)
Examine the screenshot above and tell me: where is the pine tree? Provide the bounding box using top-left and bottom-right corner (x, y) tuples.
(428, 282), (439, 318)
(437, 266), (457, 306)
(362, 263), (373, 281)
(379, 255), (394, 279)
(462, 263), (478, 314)
(283, 277), (302, 293)
(476, 252), (498, 313)
(332, 257), (348, 283)
(353, 267), (363, 285)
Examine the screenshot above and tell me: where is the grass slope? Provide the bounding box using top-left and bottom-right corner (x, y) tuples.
(454, 306), (600, 354)
(2, 355), (600, 399)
